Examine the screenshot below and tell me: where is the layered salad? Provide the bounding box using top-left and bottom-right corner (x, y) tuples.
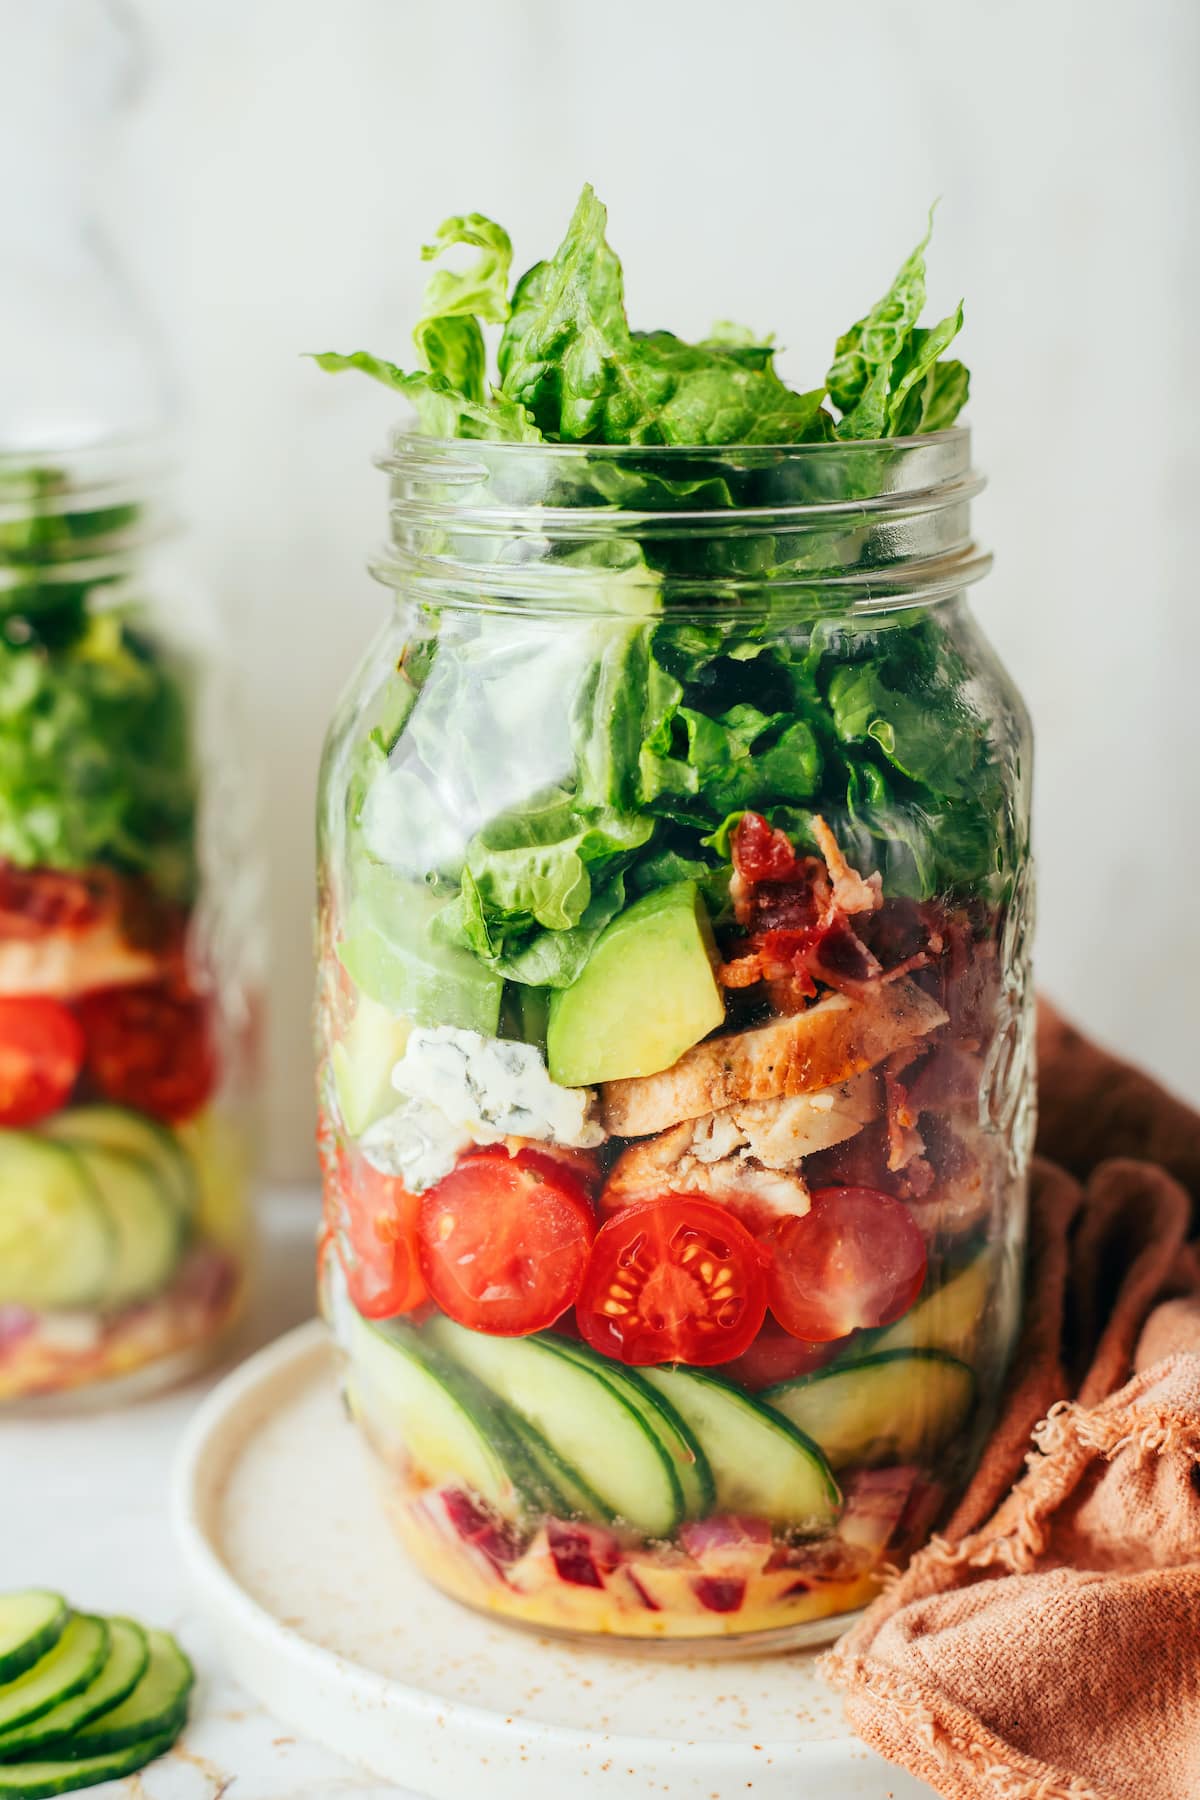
(0, 464), (248, 1403)
(315, 190), (1030, 1641)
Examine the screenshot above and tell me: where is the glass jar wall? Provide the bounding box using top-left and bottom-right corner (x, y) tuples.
(315, 430), (1034, 1648)
(0, 446), (259, 1405)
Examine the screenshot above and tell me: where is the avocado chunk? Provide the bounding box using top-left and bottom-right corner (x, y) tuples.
(546, 882), (725, 1087)
(337, 866), (503, 1037)
(331, 991), (413, 1136)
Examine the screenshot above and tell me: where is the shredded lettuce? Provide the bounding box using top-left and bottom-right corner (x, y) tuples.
(314, 184), (968, 445)
(0, 611), (198, 902)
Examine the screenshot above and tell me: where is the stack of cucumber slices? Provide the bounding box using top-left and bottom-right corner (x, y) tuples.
(0, 1592), (192, 1797)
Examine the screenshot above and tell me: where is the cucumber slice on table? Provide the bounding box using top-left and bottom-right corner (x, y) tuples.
(425, 1317), (685, 1538)
(46, 1107), (196, 1225)
(0, 1617), (108, 1736)
(0, 1619), (147, 1760)
(68, 1146), (184, 1308)
(763, 1350), (976, 1471)
(0, 1594), (68, 1686)
(0, 1727), (178, 1797)
(66, 1627), (192, 1756)
(342, 1310), (537, 1520)
(641, 1365), (841, 1529)
(0, 1137), (114, 1311)
(542, 1335), (716, 1521)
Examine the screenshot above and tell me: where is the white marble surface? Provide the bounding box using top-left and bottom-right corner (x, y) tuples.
(0, 1187), (419, 1799)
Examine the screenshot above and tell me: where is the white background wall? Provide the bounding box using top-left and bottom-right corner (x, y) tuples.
(14, 0), (1200, 1176)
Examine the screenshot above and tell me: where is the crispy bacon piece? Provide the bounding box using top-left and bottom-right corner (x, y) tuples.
(721, 813), (885, 1005)
(883, 1050), (926, 1173)
(0, 866), (108, 940)
(811, 815), (883, 918)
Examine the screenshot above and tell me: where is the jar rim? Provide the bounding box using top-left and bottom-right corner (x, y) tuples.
(0, 436), (174, 588)
(371, 425), (991, 614)
(377, 423), (970, 466)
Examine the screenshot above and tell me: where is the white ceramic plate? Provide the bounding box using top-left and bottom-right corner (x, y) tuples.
(172, 1319), (934, 1799)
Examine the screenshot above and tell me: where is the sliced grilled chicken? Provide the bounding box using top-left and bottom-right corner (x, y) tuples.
(601, 978), (947, 1139)
(602, 1121), (812, 1235)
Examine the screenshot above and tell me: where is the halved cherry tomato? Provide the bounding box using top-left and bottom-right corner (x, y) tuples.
(715, 1314), (849, 1391)
(0, 997), (86, 1125)
(75, 979), (216, 1123)
(765, 1185), (928, 1343)
(500, 1136), (604, 1197)
(335, 1150), (427, 1320)
(576, 1195), (769, 1367)
(418, 1146), (596, 1336)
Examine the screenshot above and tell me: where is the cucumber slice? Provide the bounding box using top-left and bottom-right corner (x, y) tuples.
(342, 1309), (534, 1519)
(763, 1350), (976, 1471)
(0, 1620), (147, 1760)
(505, 1413), (616, 1525)
(0, 1594), (68, 1686)
(0, 1617), (107, 1735)
(0, 1137), (114, 1311)
(425, 1317), (684, 1538)
(0, 1727), (178, 1796)
(68, 1146), (184, 1308)
(46, 1108), (196, 1224)
(65, 1628), (192, 1756)
(543, 1336), (716, 1521)
(854, 1251), (992, 1363)
(640, 1365), (841, 1529)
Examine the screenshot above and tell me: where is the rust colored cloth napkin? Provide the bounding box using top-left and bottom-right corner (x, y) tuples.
(823, 1002), (1200, 1800)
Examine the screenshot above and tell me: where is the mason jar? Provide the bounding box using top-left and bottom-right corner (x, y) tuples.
(0, 443), (259, 1406)
(315, 428), (1033, 1649)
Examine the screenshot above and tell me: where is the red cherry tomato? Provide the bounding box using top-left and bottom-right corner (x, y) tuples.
(765, 1185), (928, 1343)
(715, 1314), (848, 1391)
(576, 1196), (769, 1367)
(418, 1147), (596, 1336)
(501, 1136), (604, 1196)
(334, 1150), (428, 1320)
(0, 997), (86, 1125)
(75, 979), (216, 1123)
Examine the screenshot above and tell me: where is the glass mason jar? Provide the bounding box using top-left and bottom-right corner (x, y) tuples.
(0, 444), (259, 1406)
(316, 428), (1034, 1649)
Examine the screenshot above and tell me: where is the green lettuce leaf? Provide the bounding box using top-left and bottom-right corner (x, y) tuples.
(0, 611), (197, 901)
(414, 213), (513, 402)
(497, 186), (831, 446)
(310, 351), (541, 441)
(827, 661), (980, 797)
(828, 214), (967, 440)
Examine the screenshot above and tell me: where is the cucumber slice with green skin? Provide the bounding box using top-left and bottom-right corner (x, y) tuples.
(0, 1620), (148, 1761)
(0, 1594), (68, 1687)
(0, 1137), (114, 1311)
(640, 1365), (841, 1529)
(68, 1146), (184, 1309)
(763, 1351), (976, 1471)
(0, 1726), (179, 1796)
(63, 1629), (192, 1757)
(542, 1336), (716, 1521)
(849, 1252), (992, 1364)
(425, 1317), (684, 1538)
(342, 1310), (535, 1520)
(46, 1107), (196, 1224)
(505, 1413), (616, 1525)
(0, 1617), (108, 1735)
